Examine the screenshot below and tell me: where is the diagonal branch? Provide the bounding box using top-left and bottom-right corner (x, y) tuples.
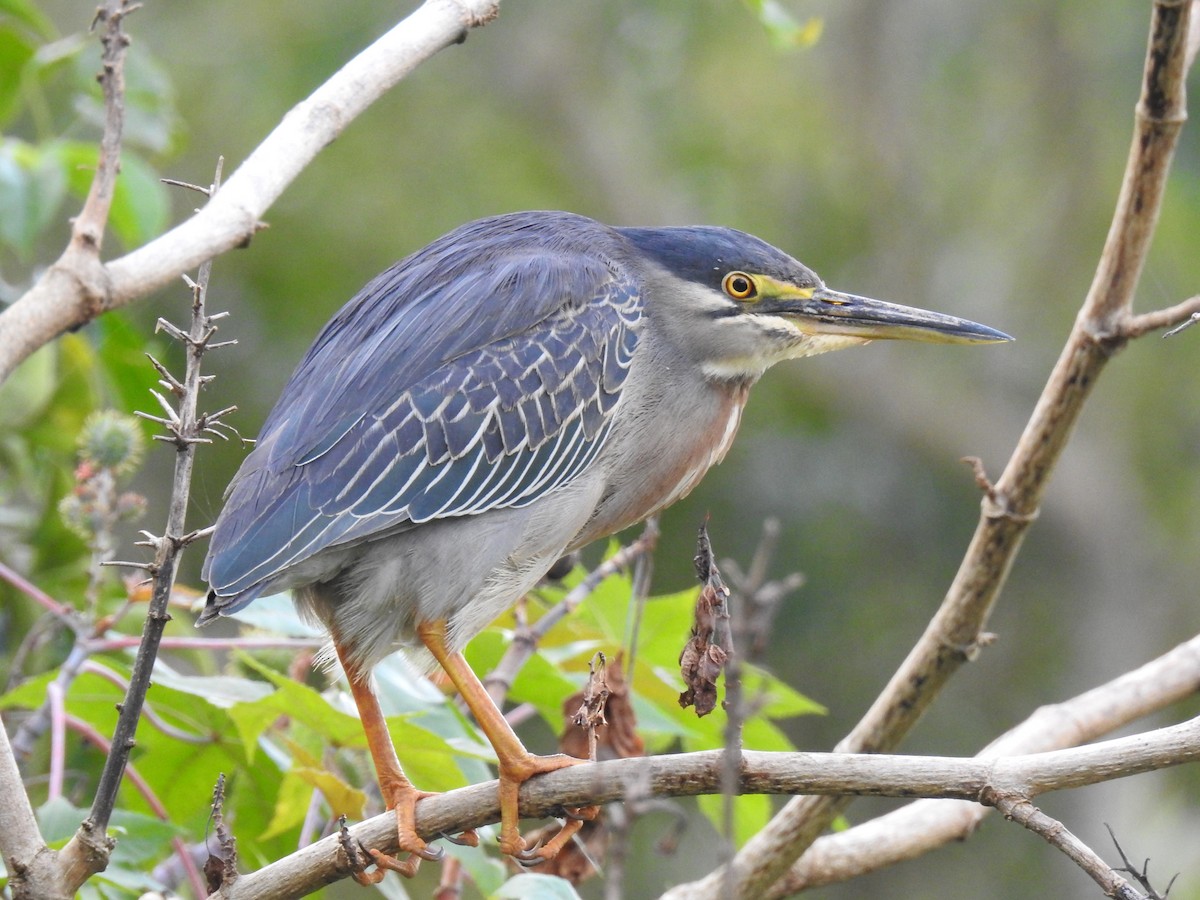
(769, 630), (1200, 895)
(0, 0), (502, 385)
(666, 1), (1196, 896)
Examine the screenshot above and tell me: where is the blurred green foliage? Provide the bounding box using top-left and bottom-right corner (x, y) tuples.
(2, 1), (1200, 898)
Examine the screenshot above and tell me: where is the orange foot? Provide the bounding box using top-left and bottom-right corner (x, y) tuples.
(497, 752), (599, 864)
(351, 780), (479, 883)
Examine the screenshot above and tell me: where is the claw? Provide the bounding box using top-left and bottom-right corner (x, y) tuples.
(557, 804), (599, 822)
(438, 829), (480, 847)
(414, 842), (445, 862)
(513, 834), (549, 867)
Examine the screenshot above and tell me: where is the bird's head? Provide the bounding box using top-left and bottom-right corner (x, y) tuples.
(618, 225), (1012, 381)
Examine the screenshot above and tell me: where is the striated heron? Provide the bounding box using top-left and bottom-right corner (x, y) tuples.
(200, 210), (1010, 878)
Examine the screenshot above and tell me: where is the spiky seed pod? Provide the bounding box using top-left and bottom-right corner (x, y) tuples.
(78, 410), (144, 475)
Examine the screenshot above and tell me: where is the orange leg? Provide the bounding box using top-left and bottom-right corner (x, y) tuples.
(417, 619), (598, 862)
(335, 639), (445, 882)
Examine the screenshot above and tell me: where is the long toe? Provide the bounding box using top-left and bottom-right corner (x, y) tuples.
(496, 753), (594, 861)
(354, 784), (443, 881)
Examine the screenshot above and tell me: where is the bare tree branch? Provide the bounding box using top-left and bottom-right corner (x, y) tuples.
(769, 631), (1200, 895)
(0, 0), (501, 386)
(987, 796), (1144, 900)
(0, 720), (59, 898)
(663, 2), (1197, 895)
(206, 715), (1200, 899)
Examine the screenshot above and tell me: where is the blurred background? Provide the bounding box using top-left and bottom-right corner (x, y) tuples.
(3, 1), (1200, 897)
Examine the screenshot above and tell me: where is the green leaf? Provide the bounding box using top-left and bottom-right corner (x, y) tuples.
(490, 873), (583, 900)
(466, 630), (580, 728)
(0, 0), (57, 41)
(227, 658), (369, 760)
(0, 342), (56, 428)
(697, 791), (772, 848)
(230, 655), (479, 792)
(47, 141), (169, 249)
(447, 840), (508, 897)
(256, 764), (367, 841)
(0, 137), (67, 258)
(0, 24), (35, 125)
(91, 311), (165, 427)
(106, 150), (169, 246)
(35, 796), (85, 845)
(741, 664), (826, 719)
(145, 664), (274, 708)
(107, 809), (187, 866)
(292, 766), (366, 818)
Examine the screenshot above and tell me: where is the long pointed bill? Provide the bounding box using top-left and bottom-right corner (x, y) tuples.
(773, 287), (1013, 345)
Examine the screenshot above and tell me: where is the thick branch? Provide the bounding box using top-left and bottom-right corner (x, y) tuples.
(0, 0), (501, 385)
(208, 718), (1200, 899)
(670, 3), (1195, 896)
(0, 719), (60, 898)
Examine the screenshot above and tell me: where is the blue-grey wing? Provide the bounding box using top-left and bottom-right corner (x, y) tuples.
(202, 213), (642, 613)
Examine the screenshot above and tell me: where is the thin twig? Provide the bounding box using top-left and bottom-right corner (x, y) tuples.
(0, 559), (74, 619)
(65, 714), (206, 899)
(985, 795), (1143, 900)
(1107, 824), (1178, 900)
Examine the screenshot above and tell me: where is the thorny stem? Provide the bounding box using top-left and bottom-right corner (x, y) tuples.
(85, 159), (229, 842)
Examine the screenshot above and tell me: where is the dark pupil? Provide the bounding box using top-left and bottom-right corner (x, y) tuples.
(732, 277), (750, 295)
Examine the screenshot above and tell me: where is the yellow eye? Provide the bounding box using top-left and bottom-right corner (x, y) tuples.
(722, 271), (757, 300)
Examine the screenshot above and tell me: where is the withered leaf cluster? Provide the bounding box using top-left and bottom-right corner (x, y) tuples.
(678, 522), (733, 717)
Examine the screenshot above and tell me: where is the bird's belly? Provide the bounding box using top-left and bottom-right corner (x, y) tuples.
(302, 476), (605, 670)
(570, 387), (748, 548)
